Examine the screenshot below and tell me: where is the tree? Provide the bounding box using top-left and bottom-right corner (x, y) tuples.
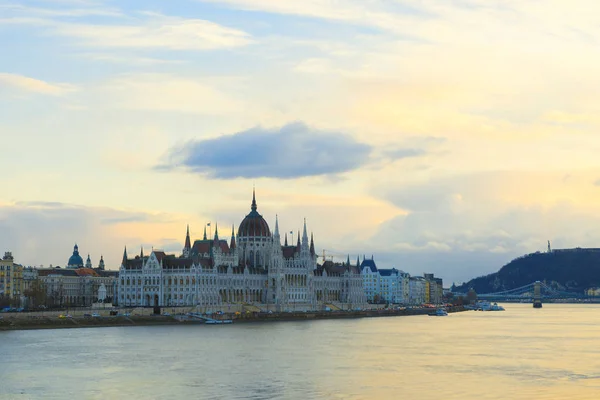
(24, 281), (46, 309)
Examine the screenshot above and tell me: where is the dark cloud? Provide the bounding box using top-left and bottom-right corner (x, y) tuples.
(159, 122), (372, 179)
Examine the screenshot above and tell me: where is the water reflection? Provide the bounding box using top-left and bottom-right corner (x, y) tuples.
(2, 304), (600, 399)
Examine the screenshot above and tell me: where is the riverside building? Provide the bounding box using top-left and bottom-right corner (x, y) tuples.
(360, 257), (443, 305)
(36, 245), (118, 307)
(117, 191), (366, 311)
(0, 252), (24, 302)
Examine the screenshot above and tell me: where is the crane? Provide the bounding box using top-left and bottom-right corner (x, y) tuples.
(316, 249), (347, 263)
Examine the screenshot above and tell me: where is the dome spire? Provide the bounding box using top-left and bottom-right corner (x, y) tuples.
(251, 187), (257, 212)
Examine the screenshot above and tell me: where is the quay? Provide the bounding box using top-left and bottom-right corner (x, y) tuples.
(0, 306), (465, 331)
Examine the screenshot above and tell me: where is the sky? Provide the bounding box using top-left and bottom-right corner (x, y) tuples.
(2, 0), (600, 285)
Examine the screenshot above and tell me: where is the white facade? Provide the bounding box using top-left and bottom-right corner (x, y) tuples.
(117, 193), (366, 311)
(361, 258), (408, 304)
(409, 277), (426, 305)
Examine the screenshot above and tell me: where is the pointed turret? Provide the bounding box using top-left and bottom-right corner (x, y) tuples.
(203, 225), (207, 240)
(310, 233), (315, 255)
(140, 246), (144, 259)
(182, 225), (192, 257)
(98, 255), (105, 270)
(85, 254), (92, 268)
(122, 246), (128, 266)
(214, 222), (219, 241)
(296, 230), (301, 251)
(230, 225), (236, 250)
(347, 254), (351, 266)
(302, 218), (309, 248)
(274, 214), (280, 237)
(356, 256), (360, 268)
(185, 225), (191, 249)
(284, 233), (288, 246)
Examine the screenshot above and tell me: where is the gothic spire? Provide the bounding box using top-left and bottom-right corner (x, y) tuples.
(274, 214), (280, 237)
(284, 232), (288, 246)
(302, 218), (309, 246)
(356, 255), (360, 268)
(296, 230), (301, 251)
(230, 225), (236, 250)
(347, 254), (350, 266)
(184, 224), (191, 249)
(140, 246), (144, 258)
(214, 222), (219, 241)
(310, 233), (315, 255)
(122, 246), (128, 266)
(203, 225), (207, 240)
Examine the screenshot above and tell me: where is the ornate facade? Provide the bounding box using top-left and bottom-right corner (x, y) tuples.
(117, 191), (366, 311)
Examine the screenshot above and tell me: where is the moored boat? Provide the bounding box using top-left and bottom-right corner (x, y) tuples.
(428, 308), (448, 316)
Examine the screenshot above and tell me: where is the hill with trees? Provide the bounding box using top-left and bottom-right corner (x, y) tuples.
(453, 248), (600, 294)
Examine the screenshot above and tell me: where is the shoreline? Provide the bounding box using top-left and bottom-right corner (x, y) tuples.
(0, 306), (465, 331)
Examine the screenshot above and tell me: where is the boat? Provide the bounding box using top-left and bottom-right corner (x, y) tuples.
(533, 300), (542, 308)
(428, 308), (448, 316)
(205, 319), (233, 324)
(489, 303), (505, 311)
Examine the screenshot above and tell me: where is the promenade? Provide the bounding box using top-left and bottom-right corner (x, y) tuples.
(0, 306), (465, 331)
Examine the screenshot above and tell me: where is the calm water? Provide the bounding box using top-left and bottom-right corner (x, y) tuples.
(2, 304), (600, 399)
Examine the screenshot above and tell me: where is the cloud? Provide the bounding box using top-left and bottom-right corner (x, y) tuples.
(360, 170), (600, 282)
(0, 73), (76, 96)
(0, 201), (186, 269)
(383, 148), (425, 160)
(3, 10), (253, 51)
(196, 0), (431, 34)
(94, 73), (243, 114)
(160, 122), (372, 179)
(0, 3), (122, 18)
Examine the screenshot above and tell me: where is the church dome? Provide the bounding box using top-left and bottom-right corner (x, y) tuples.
(68, 244), (84, 268)
(238, 191), (271, 238)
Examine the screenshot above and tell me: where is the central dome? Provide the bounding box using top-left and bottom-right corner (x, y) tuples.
(238, 190), (271, 238)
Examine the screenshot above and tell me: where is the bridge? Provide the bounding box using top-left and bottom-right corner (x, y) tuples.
(455, 281), (595, 302)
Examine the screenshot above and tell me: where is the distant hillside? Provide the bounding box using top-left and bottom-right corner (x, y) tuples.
(453, 248), (600, 294)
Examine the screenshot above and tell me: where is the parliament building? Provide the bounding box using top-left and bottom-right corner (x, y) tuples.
(117, 191), (366, 311)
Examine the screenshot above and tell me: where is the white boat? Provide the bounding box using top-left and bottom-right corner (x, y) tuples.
(428, 308), (448, 316)
(477, 301), (504, 311)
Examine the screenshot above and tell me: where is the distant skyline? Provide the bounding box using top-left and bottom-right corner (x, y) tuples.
(2, 0), (600, 284)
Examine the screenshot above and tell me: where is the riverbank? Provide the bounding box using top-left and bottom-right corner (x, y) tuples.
(0, 306), (465, 331)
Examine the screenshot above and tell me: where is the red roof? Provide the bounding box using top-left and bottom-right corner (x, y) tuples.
(74, 268), (99, 277)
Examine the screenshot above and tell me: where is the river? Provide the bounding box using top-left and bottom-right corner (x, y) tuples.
(2, 304), (600, 399)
